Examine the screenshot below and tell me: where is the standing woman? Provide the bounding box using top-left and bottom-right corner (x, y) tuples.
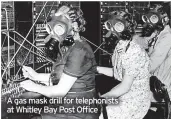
(97, 11), (151, 119)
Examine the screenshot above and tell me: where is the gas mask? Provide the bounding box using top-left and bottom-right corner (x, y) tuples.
(44, 5), (75, 61)
(141, 4), (168, 37)
(104, 11), (135, 41)
(45, 6), (74, 50)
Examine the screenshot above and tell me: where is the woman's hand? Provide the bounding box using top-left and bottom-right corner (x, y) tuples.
(96, 66), (113, 77)
(20, 80), (37, 92)
(22, 66), (38, 80)
(96, 66), (101, 74)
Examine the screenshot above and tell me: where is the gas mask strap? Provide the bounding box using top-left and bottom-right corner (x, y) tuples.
(58, 41), (64, 61)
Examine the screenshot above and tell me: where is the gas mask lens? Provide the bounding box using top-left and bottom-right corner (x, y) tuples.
(46, 24), (53, 34)
(114, 22), (125, 32)
(150, 14), (159, 24)
(142, 15), (149, 23)
(104, 21), (125, 33)
(104, 21), (112, 30)
(54, 24), (66, 36)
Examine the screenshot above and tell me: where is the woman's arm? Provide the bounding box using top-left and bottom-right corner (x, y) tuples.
(20, 72), (77, 98)
(97, 66), (113, 77)
(35, 73), (51, 82)
(101, 73), (134, 98)
(22, 66), (50, 82)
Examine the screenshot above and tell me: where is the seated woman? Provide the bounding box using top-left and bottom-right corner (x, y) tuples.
(97, 11), (151, 119)
(20, 4), (99, 119)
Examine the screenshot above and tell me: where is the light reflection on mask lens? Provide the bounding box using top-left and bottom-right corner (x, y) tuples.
(142, 15), (149, 23)
(150, 14), (159, 24)
(114, 22), (125, 32)
(104, 21), (112, 30)
(54, 24), (66, 36)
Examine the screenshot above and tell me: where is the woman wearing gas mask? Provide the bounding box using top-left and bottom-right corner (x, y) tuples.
(20, 4), (99, 119)
(97, 11), (151, 119)
(139, 4), (171, 99)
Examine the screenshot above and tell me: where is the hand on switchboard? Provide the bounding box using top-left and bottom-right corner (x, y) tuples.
(20, 80), (37, 92)
(22, 66), (38, 81)
(22, 66), (49, 86)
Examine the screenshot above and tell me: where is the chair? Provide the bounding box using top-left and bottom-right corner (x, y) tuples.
(144, 76), (171, 119)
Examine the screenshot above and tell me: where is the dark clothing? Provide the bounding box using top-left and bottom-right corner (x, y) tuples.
(45, 37), (99, 119)
(41, 89), (99, 119)
(50, 37), (97, 92)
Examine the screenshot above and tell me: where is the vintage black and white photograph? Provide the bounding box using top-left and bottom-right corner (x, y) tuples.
(1, 1), (171, 119)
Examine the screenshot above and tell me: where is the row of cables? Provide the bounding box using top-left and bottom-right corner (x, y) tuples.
(1, 1), (52, 81)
